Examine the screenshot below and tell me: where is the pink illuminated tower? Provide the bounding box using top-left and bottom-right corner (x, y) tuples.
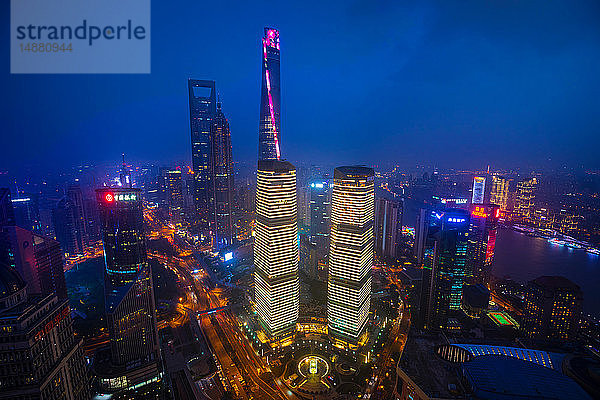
(258, 27), (281, 160)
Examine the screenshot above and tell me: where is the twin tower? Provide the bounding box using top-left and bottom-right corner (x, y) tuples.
(254, 161), (374, 346)
(254, 28), (374, 346)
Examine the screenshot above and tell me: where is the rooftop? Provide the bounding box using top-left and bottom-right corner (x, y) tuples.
(532, 275), (581, 292)
(257, 159), (295, 173)
(334, 166), (374, 179)
(462, 355), (591, 399)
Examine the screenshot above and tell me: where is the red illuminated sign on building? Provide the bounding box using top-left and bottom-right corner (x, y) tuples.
(471, 206), (489, 218)
(105, 193), (114, 202)
(34, 306), (70, 342)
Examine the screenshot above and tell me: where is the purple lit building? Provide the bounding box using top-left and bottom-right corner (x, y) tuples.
(258, 27), (282, 160)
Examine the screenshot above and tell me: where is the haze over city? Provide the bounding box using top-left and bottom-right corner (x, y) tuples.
(2, 0), (600, 172)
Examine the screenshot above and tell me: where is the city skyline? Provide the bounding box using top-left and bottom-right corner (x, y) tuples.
(2, 2), (600, 399)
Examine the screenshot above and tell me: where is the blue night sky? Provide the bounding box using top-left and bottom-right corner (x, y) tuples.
(1, 0), (599, 172)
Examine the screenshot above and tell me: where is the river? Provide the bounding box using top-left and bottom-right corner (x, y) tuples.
(493, 227), (600, 317)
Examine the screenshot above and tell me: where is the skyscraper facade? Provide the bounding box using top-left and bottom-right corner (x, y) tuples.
(522, 276), (582, 341)
(466, 204), (500, 286)
(67, 185), (89, 249)
(189, 79), (217, 232)
(419, 209), (469, 330)
(309, 179), (331, 258)
(166, 170), (184, 223)
(258, 27), (282, 160)
(327, 166), (374, 346)
(413, 208), (430, 266)
(188, 80), (235, 248)
(95, 187), (162, 396)
(0, 188), (15, 227)
(0, 265), (88, 400)
(52, 196), (81, 255)
(254, 160), (299, 338)
(1, 226), (67, 300)
(471, 176), (486, 204)
(212, 103), (234, 248)
(514, 177), (537, 223)
(374, 194), (403, 259)
(489, 174), (511, 212)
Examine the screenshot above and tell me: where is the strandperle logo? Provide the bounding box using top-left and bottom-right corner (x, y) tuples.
(10, 0), (150, 74)
(15, 20), (147, 46)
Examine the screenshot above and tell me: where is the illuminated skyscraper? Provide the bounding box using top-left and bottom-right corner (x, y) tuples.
(1, 226), (67, 300)
(0, 264), (88, 400)
(95, 187), (162, 396)
(472, 176), (486, 204)
(489, 174), (511, 212)
(419, 209), (469, 330)
(309, 179), (331, 258)
(466, 204), (500, 285)
(189, 79), (216, 232)
(52, 196), (81, 255)
(328, 166), (374, 345)
(258, 27), (282, 160)
(522, 276), (582, 341)
(254, 160), (299, 338)
(166, 170), (184, 223)
(514, 177), (537, 222)
(413, 208), (430, 266)
(189, 80), (235, 247)
(212, 103), (234, 248)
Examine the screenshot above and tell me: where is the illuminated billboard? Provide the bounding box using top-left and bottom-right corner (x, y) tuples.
(472, 176), (486, 204)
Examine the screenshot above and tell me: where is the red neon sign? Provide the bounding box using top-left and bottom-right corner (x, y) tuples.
(471, 206), (488, 218)
(34, 306), (70, 342)
(105, 193), (114, 203)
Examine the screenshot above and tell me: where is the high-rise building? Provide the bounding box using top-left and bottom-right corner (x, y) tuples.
(67, 185), (89, 248)
(471, 176), (486, 204)
(419, 209), (469, 330)
(514, 177), (537, 223)
(52, 196), (81, 255)
(522, 276), (582, 341)
(188, 80), (235, 247)
(413, 208), (429, 266)
(94, 187), (162, 396)
(554, 208), (580, 236)
(11, 195), (41, 232)
(466, 204), (500, 286)
(0, 188), (15, 227)
(489, 174), (511, 212)
(309, 179), (331, 258)
(299, 233), (318, 280)
(0, 226), (67, 299)
(166, 170), (185, 223)
(254, 160), (299, 339)
(258, 27), (282, 160)
(189, 79), (217, 232)
(0, 264), (88, 400)
(374, 193), (403, 259)
(328, 166), (374, 346)
(212, 102), (234, 248)
(296, 184), (310, 226)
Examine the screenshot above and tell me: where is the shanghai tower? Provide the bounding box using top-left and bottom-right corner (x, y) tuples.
(258, 27), (282, 160)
